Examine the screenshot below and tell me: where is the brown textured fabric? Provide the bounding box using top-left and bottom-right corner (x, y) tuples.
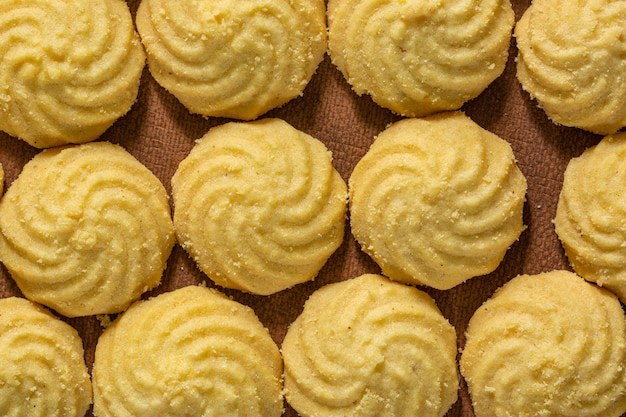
(0, 1), (608, 416)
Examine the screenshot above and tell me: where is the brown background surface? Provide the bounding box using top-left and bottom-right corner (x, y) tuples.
(0, 0), (610, 416)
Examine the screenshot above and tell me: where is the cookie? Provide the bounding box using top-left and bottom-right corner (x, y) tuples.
(0, 142), (175, 317)
(327, 0), (514, 117)
(0, 296), (92, 417)
(515, 0), (626, 134)
(0, 0), (145, 148)
(349, 112), (527, 290)
(282, 274), (458, 417)
(135, 0), (326, 120)
(171, 118), (347, 295)
(92, 285), (283, 417)
(460, 270), (626, 417)
(555, 133), (626, 302)
(0, 162), (3, 196)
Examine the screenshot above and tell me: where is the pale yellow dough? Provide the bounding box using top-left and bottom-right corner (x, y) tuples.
(349, 112), (527, 290)
(0, 0), (145, 148)
(555, 133), (626, 302)
(93, 285), (284, 417)
(136, 0), (326, 120)
(172, 118), (347, 295)
(327, 0), (514, 117)
(516, 0), (626, 134)
(282, 274), (458, 417)
(0, 297), (92, 417)
(0, 142), (175, 317)
(460, 270), (626, 417)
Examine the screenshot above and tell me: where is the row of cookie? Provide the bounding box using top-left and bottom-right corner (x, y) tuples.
(285, 270), (626, 417)
(0, 113), (525, 318)
(3, 0), (620, 150)
(3, 109), (626, 310)
(3, 268), (626, 417)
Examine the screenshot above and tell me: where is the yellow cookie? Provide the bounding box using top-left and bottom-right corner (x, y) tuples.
(349, 112), (527, 290)
(0, 142), (175, 317)
(93, 285), (283, 417)
(555, 133), (626, 302)
(136, 0), (326, 120)
(0, 297), (92, 417)
(516, 0), (626, 134)
(327, 0), (514, 117)
(172, 119), (347, 295)
(282, 274), (458, 417)
(0, 0), (145, 148)
(460, 270), (626, 417)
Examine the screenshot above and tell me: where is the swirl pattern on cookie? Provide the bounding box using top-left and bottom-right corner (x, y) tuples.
(0, 142), (175, 317)
(172, 119), (347, 295)
(0, 0), (145, 148)
(135, 0), (326, 120)
(555, 133), (626, 302)
(93, 285), (283, 417)
(282, 274), (458, 417)
(516, 0), (626, 134)
(349, 112), (526, 290)
(460, 271), (626, 417)
(0, 297), (92, 417)
(327, 0), (514, 117)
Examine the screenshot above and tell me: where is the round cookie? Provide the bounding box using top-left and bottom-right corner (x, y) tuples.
(282, 274), (458, 417)
(460, 270), (626, 417)
(0, 296), (92, 417)
(0, 0), (145, 148)
(0, 142), (175, 317)
(327, 0), (514, 117)
(555, 132), (626, 302)
(171, 118), (347, 295)
(515, 0), (626, 134)
(135, 0), (326, 120)
(92, 285), (283, 417)
(348, 112), (527, 290)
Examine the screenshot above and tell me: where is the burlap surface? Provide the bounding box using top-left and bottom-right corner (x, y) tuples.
(0, 1), (605, 415)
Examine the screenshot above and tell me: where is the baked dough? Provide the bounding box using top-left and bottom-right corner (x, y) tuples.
(135, 0), (326, 120)
(516, 0), (626, 134)
(349, 112), (527, 290)
(327, 0), (514, 117)
(92, 285), (283, 417)
(460, 270), (626, 417)
(0, 0), (145, 148)
(0, 142), (175, 317)
(171, 118), (347, 295)
(0, 296), (92, 417)
(282, 274), (458, 417)
(555, 132), (626, 302)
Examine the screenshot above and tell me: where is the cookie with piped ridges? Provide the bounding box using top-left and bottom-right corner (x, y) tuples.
(516, 0), (626, 134)
(460, 270), (626, 417)
(555, 132), (626, 302)
(349, 112), (527, 290)
(0, 142), (175, 317)
(0, 0), (145, 148)
(282, 273), (458, 417)
(327, 0), (514, 117)
(171, 118), (347, 295)
(0, 296), (92, 417)
(93, 285), (284, 417)
(135, 0), (326, 120)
